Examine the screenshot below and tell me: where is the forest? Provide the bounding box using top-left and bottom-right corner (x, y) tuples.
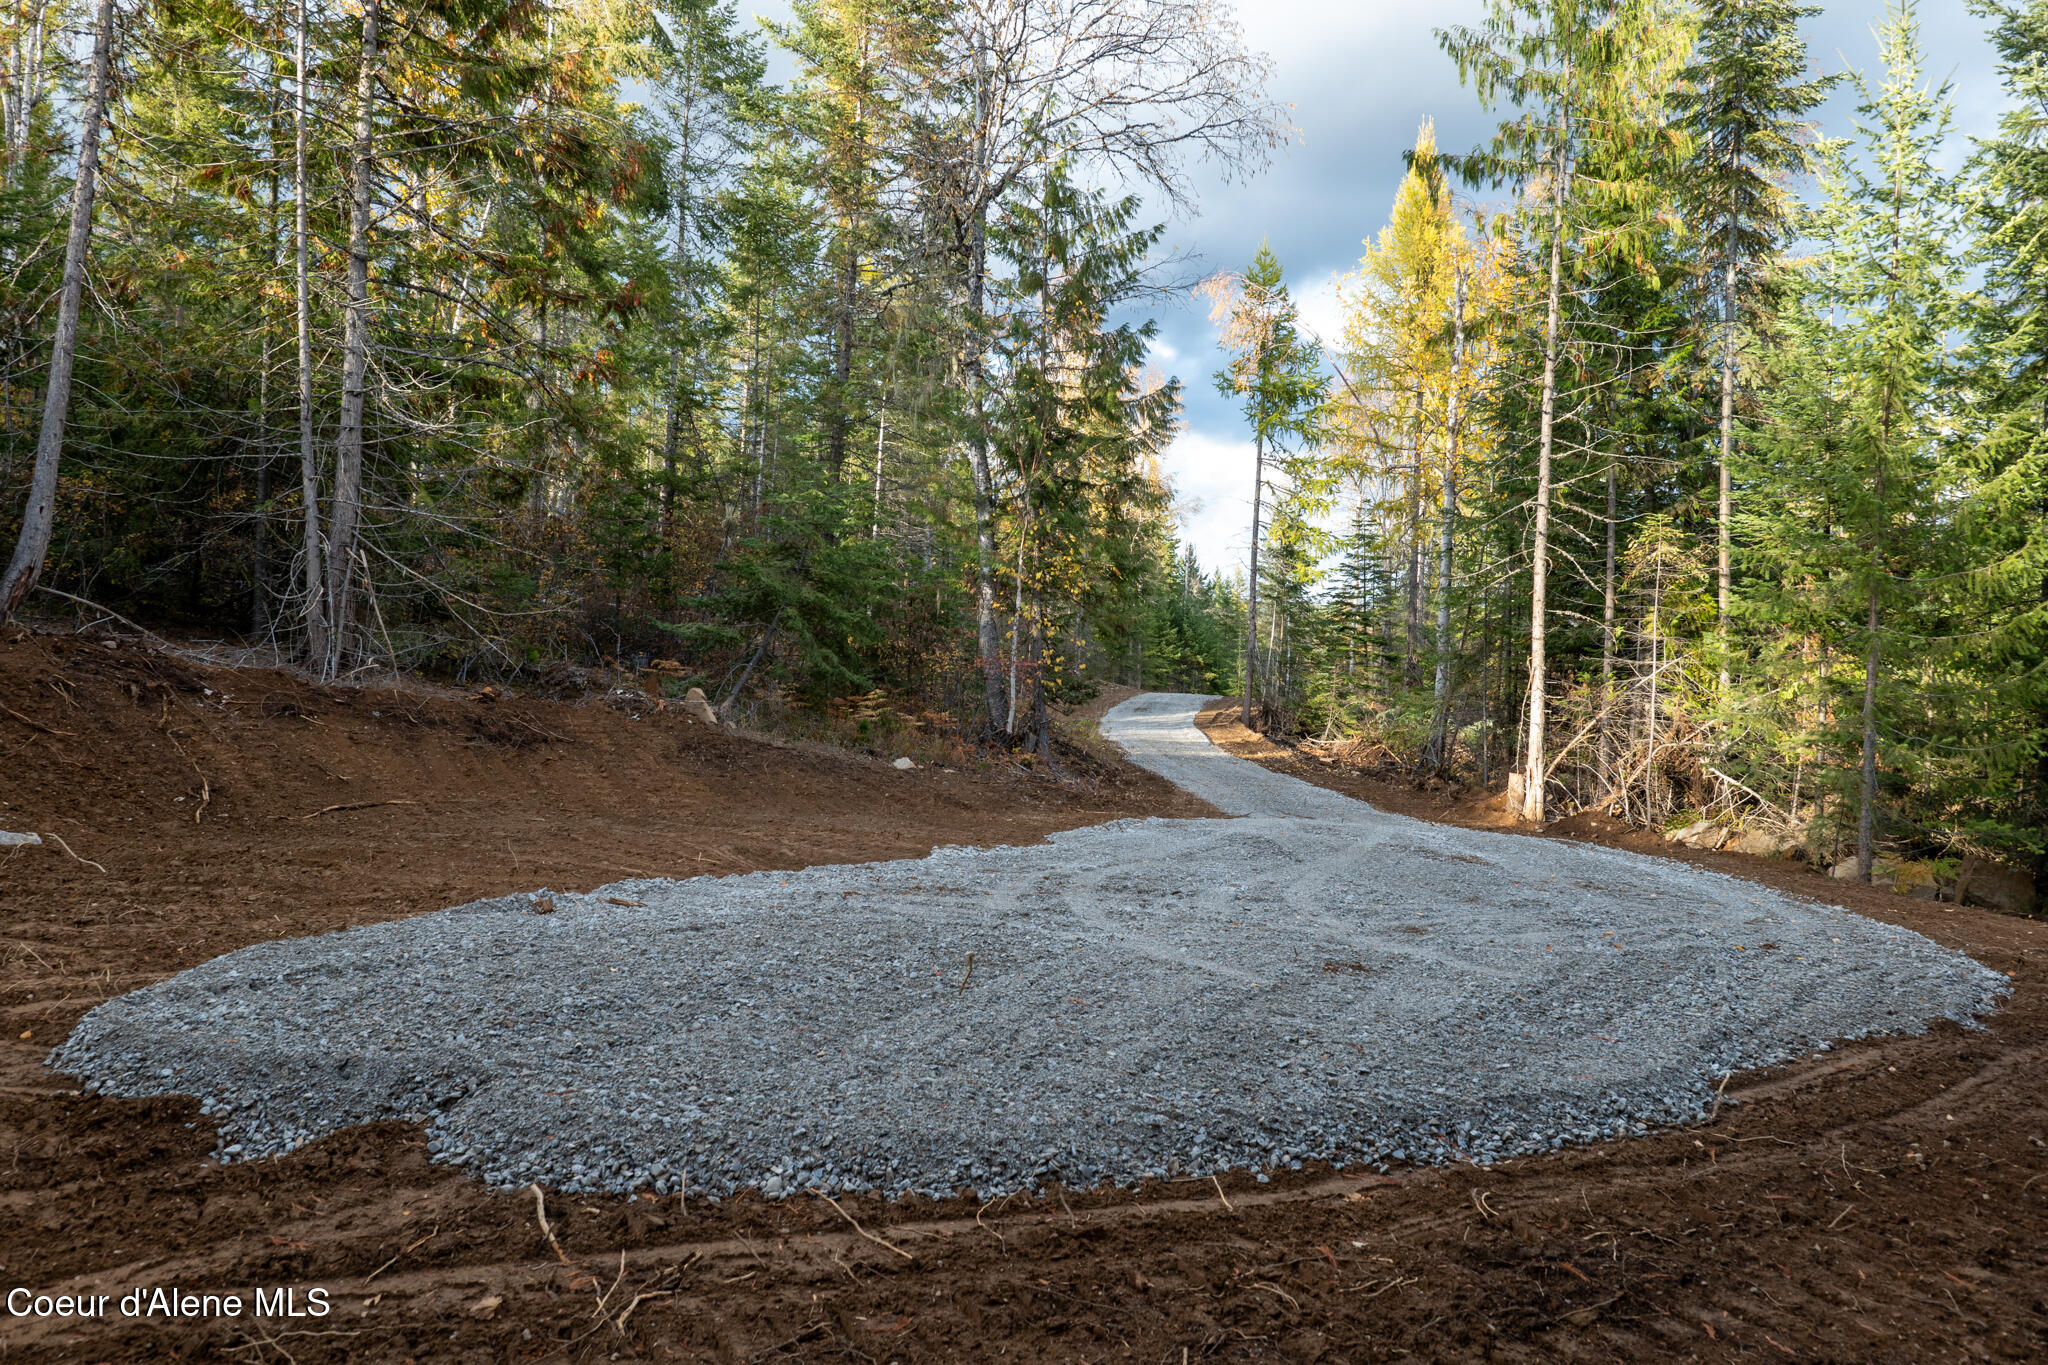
(1, 0), (2042, 885)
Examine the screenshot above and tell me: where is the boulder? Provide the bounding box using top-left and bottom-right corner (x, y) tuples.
(893, 756), (916, 770)
(681, 686), (720, 727)
(1689, 826), (1734, 851)
(1728, 828), (1787, 858)
(1955, 857), (2037, 916)
(1665, 819), (1713, 845)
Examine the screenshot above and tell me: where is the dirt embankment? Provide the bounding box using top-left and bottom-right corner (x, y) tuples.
(0, 666), (2040, 1362)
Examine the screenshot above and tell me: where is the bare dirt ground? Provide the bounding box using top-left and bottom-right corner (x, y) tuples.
(0, 657), (2040, 1362)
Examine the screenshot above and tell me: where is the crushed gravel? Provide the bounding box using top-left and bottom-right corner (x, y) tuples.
(51, 692), (2007, 1199)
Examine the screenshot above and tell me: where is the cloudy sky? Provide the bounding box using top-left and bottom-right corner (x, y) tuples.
(1130, 0), (2002, 577)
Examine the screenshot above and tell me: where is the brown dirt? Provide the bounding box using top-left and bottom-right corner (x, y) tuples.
(0, 669), (2040, 1362)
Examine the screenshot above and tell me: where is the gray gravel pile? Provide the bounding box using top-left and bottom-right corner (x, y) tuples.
(51, 693), (2006, 1199)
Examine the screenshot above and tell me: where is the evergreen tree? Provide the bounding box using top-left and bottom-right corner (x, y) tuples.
(1743, 0), (1960, 879)
(1954, 0), (2048, 871)
(1203, 244), (1329, 728)
(1438, 0), (1692, 818)
(1673, 0), (1835, 682)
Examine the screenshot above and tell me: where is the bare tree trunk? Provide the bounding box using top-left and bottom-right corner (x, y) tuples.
(254, 72), (284, 637)
(0, 0), (114, 616)
(1405, 437), (1422, 688)
(1856, 580), (1880, 880)
(871, 404), (885, 538)
(1426, 268), (1465, 770)
(964, 205), (1007, 732)
(321, 0), (379, 677)
(1716, 212), (1736, 691)
(1006, 497), (1026, 734)
(295, 0), (327, 664)
(1521, 149), (1565, 824)
(1599, 458), (1616, 793)
(3, 0), (51, 182)
(1602, 464), (1616, 689)
(826, 238), (857, 478)
(660, 77), (694, 570)
(1029, 593), (1051, 761)
(1242, 420), (1265, 728)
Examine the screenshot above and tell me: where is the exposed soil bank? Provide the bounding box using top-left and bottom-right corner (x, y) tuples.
(0, 661), (2040, 1361)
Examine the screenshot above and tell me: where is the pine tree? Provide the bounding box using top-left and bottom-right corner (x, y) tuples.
(1743, 0), (1959, 879)
(1438, 0), (1692, 819)
(1673, 0), (1835, 685)
(1203, 245), (1329, 728)
(1954, 0), (2048, 871)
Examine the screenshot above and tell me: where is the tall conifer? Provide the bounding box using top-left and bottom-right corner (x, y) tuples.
(1672, 0), (1834, 686)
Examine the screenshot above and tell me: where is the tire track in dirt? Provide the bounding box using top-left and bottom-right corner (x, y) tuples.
(3, 647), (2044, 1361)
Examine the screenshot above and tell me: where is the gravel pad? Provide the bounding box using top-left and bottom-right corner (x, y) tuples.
(53, 693), (2006, 1198)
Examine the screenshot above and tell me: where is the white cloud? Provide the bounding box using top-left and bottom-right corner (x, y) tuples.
(1160, 429), (1257, 576)
(1294, 268), (1350, 355)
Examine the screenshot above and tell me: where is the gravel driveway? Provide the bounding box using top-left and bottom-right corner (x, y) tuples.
(52, 693), (2005, 1198)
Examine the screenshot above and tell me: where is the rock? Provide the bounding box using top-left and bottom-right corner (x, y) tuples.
(1728, 829), (1786, 858)
(681, 687), (720, 727)
(1688, 826), (1733, 851)
(1665, 819), (1712, 845)
(893, 757), (916, 770)
(1830, 856), (1906, 885)
(1956, 857), (2037, 916)
(0, 831), (41, 848)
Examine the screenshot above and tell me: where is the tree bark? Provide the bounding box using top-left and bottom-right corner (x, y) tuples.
(826, 237), (857, 479)
(1522, 142), (1566, 824)
(322, 0), (380, 678)
(294, 0), (328, 665)
(0, 0), (115, 616)
(1426, 268), (1465, 770)
(660, 70), (695, 572)
(964, 202), (1007, 732)
(1716, 211), (1737, 691)
(1857, 579), (1880, 880)
(1405, 436), (1422, 689)
(1600, 457), (1616, 787)
(1243, 419), (1265, 729)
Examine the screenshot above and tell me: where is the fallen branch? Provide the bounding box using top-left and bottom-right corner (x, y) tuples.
(1212, 1174), (1235, 1212)
(1705, 767), (1789, 822)
(1, 703), (72, 736)
(295, 800), (421, 821)
(811, 1189), (914, 1260)
(614, 1289), (672, 1333)
(957, 951), (975, 993)
(43, 831), (108, 874)
(155, 695), (211, 823)
(1706, 1071), (1733, 1123)
(531, 1184), (569, 1263)
(506, 712), (571, 744)
(32, 586), (179, 650)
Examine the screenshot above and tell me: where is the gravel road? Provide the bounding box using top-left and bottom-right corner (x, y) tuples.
(52, 693), (2006, 1199)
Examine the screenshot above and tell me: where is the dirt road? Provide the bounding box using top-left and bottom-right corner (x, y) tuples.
(2, 641), (2044, 1362)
